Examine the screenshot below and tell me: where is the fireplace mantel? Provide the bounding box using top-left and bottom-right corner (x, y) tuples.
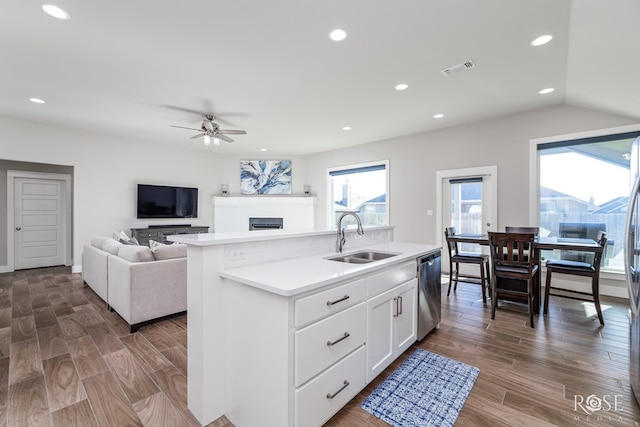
(212, 196), (316, 232)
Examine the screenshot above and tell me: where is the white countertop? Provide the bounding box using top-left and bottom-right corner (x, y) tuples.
(167, 225), (394, 246)
(219, 242), (441, 297)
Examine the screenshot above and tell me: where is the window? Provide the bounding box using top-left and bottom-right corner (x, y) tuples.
(327, 161), (388, 228)
(449, 177), (483, 253)
(538, 131), (640, 272)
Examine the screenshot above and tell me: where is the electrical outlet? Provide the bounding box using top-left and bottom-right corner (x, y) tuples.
(230, 250), (244, 259)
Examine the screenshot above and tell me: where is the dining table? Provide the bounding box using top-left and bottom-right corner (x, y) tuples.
(446, 233), (604, 313)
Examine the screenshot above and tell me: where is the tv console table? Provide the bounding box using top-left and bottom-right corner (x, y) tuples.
(131, 225), (209, 247)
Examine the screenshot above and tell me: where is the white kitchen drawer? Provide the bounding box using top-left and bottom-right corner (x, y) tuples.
(294, 278), (366, 327)
(367, 261), (416, 297)
(295, 302), (366, 386)
(294, 346), (366, 427)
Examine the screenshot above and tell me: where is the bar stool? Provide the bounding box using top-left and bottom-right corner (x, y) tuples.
(444, 227), (490, 303)
(544, 231), (607, 326)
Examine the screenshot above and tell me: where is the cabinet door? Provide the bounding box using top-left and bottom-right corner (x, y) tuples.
(366, 287), (395, 383)
(394, 278), (417, 355)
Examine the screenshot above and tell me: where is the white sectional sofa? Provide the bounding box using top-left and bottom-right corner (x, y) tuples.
(82, 236), (187, 332)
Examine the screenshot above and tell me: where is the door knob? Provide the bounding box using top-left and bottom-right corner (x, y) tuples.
(15, 227), (21, 230)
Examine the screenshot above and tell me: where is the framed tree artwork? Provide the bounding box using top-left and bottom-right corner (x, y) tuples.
(240, 160), (292, 195)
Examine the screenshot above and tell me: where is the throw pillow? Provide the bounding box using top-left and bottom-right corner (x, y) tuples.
(151, 243), (187, 260)
(113, 230), (139, 245)
(148, 239), (163, 248)
(118, 245), (154, 263)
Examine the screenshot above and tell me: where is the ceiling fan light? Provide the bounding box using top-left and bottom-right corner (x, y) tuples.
(203, 134), (211, 145)
(213, 137), (221, 146)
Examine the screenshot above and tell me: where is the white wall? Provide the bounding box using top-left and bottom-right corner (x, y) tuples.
(306, 104), (639, 245)
(0, 116), (222, 272)
(2, 103), (638, 286)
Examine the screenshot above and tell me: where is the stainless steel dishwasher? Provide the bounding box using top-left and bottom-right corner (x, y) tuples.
(417, 250), (441, 340)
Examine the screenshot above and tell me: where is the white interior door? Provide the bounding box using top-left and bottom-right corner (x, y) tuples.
(436, 166), (498, 275)
(14, 177), (66, 270)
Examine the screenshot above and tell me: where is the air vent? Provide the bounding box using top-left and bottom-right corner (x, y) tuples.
(441, 60), (476, 77)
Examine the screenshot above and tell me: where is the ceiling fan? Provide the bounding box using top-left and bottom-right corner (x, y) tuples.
(170, 114), (246, 145)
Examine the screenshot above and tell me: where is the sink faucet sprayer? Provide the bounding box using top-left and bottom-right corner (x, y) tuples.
(336, 212), (365, 253)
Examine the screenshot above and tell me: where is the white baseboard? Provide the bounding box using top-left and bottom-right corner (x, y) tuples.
(546, 276), (628, 300)
(0, 265), (11, 274)
(72, 264), (82, 274)
(443, 273), (629, 300)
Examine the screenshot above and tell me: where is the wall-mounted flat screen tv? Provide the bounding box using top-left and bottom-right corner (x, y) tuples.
(137, 184), (198, 219)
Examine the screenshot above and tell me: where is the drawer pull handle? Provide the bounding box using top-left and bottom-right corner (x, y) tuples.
(327, 332), (350, 347)
(326, 295), (350, 306)
(326, 380), (350, 400)
(398, 295), (403, 315)
(393, 297), (399, 317)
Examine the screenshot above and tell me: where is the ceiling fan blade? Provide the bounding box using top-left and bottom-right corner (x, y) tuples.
(218, 129), (247, 135)
(171, 125), (202, 132)
(216, 133), (234, 143)
(212, 115), (245, 126)
(164, 105), (208, 117)
(164, 104), (248, 125)
(190, 133), (205, 139)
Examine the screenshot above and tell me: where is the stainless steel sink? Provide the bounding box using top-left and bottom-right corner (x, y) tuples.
(326, 251), (399, 264)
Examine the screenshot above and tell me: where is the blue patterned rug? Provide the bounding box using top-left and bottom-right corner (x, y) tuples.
(361, 349), (479, 427)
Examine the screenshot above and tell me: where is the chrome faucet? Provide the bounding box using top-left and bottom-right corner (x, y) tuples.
(336, 212), (365, 252)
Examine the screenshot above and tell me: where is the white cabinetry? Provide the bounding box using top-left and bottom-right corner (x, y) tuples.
(365, 261), (417, 382)
(293, 278), (367, 424)
(225, 260), (418, 427)
(366, 278), (417, 382)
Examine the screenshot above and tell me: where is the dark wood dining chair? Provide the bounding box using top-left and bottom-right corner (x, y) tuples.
(488, 231), (539, 328)
(444, 227), (490, 303)
(544, 231), (607, 326)
(505, 226), (540, 235)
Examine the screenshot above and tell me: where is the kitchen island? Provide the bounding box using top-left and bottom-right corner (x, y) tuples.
(168, 226), (439, 426)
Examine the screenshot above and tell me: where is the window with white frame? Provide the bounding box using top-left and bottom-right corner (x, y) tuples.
(327, 161), (389, 228)
(538, 130), (640, 272)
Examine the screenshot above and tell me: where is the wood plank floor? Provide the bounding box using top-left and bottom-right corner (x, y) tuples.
(0, 266), (227, 427)
(1, 267), (639, 426)
(326, 279), (640, 427)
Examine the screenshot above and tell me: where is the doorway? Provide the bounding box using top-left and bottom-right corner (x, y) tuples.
(7, 171), (72, 271)
(436, 166), (498, 275)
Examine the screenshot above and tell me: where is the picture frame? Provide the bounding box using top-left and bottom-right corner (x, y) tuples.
(240, 160), (292, 195)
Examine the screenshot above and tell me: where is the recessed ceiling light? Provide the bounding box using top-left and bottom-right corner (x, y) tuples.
(41, 4), (70, 20)
(329, 29), (347, 41)
(260, 148), (267, 152)
(539, 88), (555, 95)
(395, 83), (408, 91)
(433, 113), (444, 119)
(531, 35), (552, 46)
(343, 126), (352, 131)
(29, 97), (46, 104)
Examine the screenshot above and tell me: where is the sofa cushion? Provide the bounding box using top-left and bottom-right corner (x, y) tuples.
(101, 239), (123, 255)
(151, 243), (187, 260)
(118, 245), (154, 263)
(90, 236), (110, 249)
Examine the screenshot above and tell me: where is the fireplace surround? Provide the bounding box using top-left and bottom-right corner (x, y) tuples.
(212, 196), (315, 232)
